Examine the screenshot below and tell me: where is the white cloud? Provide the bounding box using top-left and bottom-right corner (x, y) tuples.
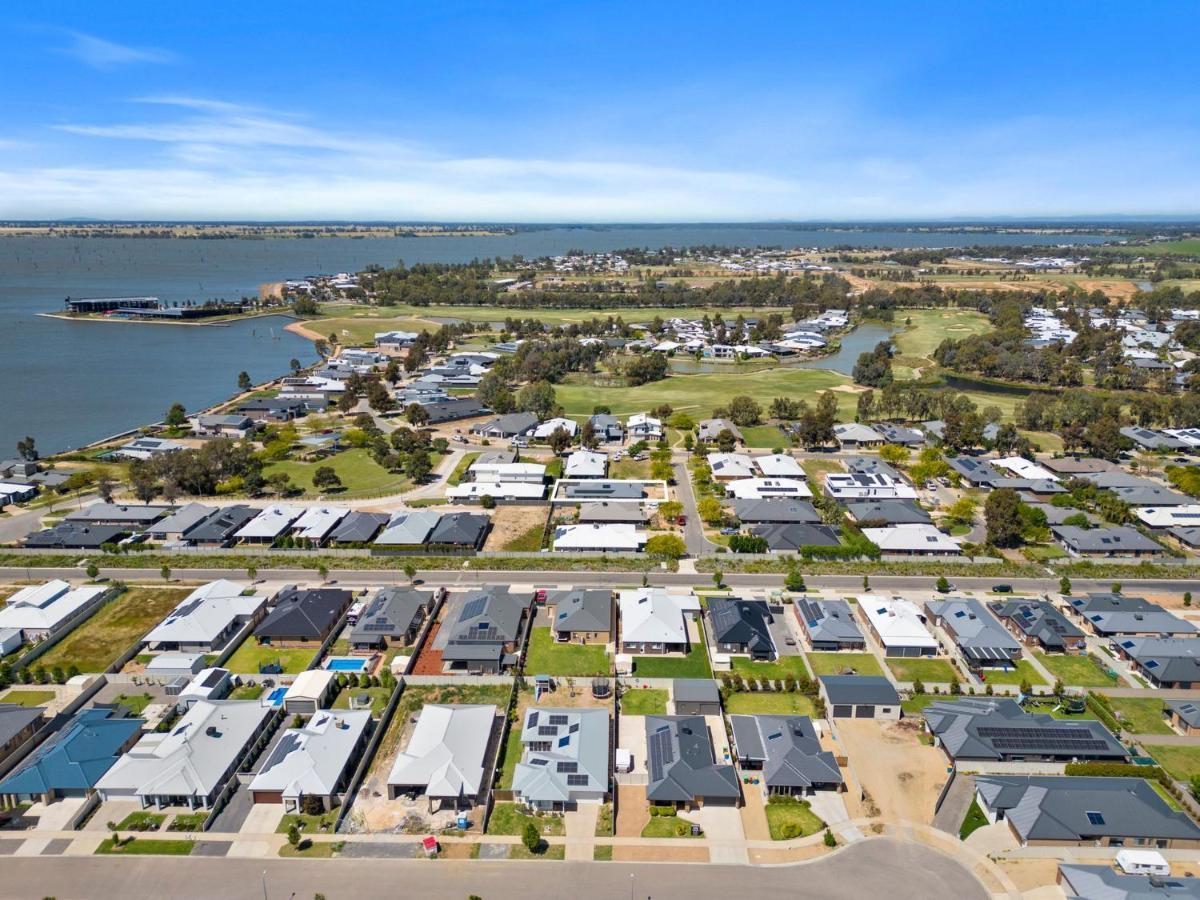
(57, 31), (176, 69)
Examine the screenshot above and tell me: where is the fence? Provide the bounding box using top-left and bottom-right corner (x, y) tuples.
(12, 586), (120, 672)
(932, 765), (958, 816)
(0, 674), (109, 781)
(335, 677), (407, 833)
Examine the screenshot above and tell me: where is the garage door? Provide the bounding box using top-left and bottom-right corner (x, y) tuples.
(251, 791), (284, 804)
(832, 705), (853, 718)
(853, 705), (875, 718)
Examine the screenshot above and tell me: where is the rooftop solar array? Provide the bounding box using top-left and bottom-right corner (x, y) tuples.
(975, 725), (1111, 753)
(648, 726), (674, 782)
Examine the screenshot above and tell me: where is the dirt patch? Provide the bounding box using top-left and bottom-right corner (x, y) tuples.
(613, 844), (709, 863)
(483, 505), (549, 552)
(410, 621), (445, 675)
(828, 384), (869, 394)
(748, 844), (833, 864)
(997, 859), (1069, 892)
(437, 842), (479, 859)
(833, 719), (948, 827)
(615, 784), (649, 837)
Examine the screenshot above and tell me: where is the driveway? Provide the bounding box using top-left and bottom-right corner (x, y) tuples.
(672, 461), (716, 555)
(25, 798), (89, 833)
(208, 783), (253, 833)
(680, 803), (745, 864)
(239, 802), (284, 835)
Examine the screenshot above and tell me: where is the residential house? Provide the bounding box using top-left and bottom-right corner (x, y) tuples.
(818, 676), (901, 720)
(565, 450), (607, 480)
(0, 708), (143, 805)
(732, 499), (820, 525)
(0, 704), (45, 767)
(697, 418), (743, 444)
(627, 413), (663, 441)
(860, 596), (938, 657)
(730, 715), (842, 796)
(446, 480), (545, 503)
(386, 704), (499, 808)
(112, 436), (186, 460)
(327, 510), (390, 545)
(471, 412), (538, 439)
(925, 598), (1021, 668)
(824, 472), (917, 501)
(290, 507), (349, 546)
(145, 503), (216, 542)
(923, 698), (1126, 762)
(234, 505), (304, 545)
(794, 598), (865, 651)
(844, 499), (931, 526)
(707, 453), (757, 481)
(98, 700), (274, 811)
(191, 413), (259, 439)
(644, 715), (740, 808)
(725, 478), (815, 500)
(426, 512), (491, 551)
(563, 481), (647, 501)
(1053, 524), (1164, 558)
(1166, 700), (1200, 736)
(861, 524), (962, 556)
(423, 397), (486, 424)
(547, 589), (612, 645)
(1057, 865), (1200, 900)
(0, 580), (108, 643)
(178, 667), (234, 706)
(707, 597), (775, 660)
(973, 775), (1200, 848)
(553, 523), (646, 552)
(437, 589), (531, 674)
(751, 522), (840, 552)
(672, 680), (722, 716)
(990, 600), (1086, 653)
(588, 413), (625, 443)
(533, 417), (578, 440)
(832, 423), (885, 449)
(754, 453), (806, 479)
(618, 588), (699, 655)
(577, 501), (647, 525)
(254, 587), (353, 647)
(183, 505), (259, 547)
(874, 423), (926, 446)
(1066, 594), (1196, 637)
(373, 510), (442, 548)
(1114, 637), (1200, 688)
(349, 587), (438, 651)
(66, 503), (171, 528)
(143, 580), (265, 653)
(511, 708), (609, 811)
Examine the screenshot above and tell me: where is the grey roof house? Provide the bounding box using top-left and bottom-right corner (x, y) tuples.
(818, 676), (900, 719)
(437, 588), (531, 674)
(548, 589), (612, 644)
(844, 499), (931, 526)
(644, 716), (740, 807)
(989, 599), (1086, 652)
(350, 587), (437, 650)
(1114, 637), (1200, 688)
(925, 598), (1021, 667)
(751, 522), (840, 552)
(922, 698), (1127, 762)
(1067, 594), (1196, 638)
(707, 597), (776, 660)
(794, 598), (865, 651)
(732, 499), (820, 525)
(471, 412), (538, 438)
(511, 708), (609, 810)
(1053, 525), (1164, 558)
(730, 715), (842, 795)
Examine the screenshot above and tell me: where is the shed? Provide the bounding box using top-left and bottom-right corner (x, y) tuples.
(673, 679), (722, 716)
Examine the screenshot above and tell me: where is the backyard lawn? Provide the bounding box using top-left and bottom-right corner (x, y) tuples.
(111, 692), (155, 714)
(633, 643), (711, 678)
(978, 659), (1046, 687)
(1107, 696), (1172, 735)
(523, 628), (609, 677)
(229, 683), (265, 700)
(764, 797), (825, 840)
(1144, 746), (1200, 782)
(331, 685), (393, 716)
(37, 587), (189, 674)
(261, 448), (443, 500)
(0, 689), (55, 707)
(730, 655), (811, 680)
(619, 688), (668, 716)
(959, 799), (989, 840)
(723, 692), (816, 716)
(1034, 652), (1118, 688)
(223, 640), (317, 675)
(885, 657), (960, 684)
(805, 652), (882, 677)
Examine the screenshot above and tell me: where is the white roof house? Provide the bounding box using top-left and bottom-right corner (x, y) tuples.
(533, 417), (579, 439)
(235, 505), (304, 541)
(143, 580), (263, 652)
(470, 462), (546, 483)
(249, 709), (371, 810)
(824, 472), (918, 500)
(833, 423), (885, 446)
(755, 453), (806, 478)
(991, 457), (1059, 482)
(627, 413), (663, 438)
(861, 524), (962, 555)
(387, 704), (497, 802)
(618, 588), (698, 647)
(553, 523), (646, 552)
(97, 700), (273, 808)
(290, 507), (348, 543)
(446, 481), (546, 502)
(725, 478), (814, 500)
(859, 596), (938, 654)
(0, 580), (107, 640)
(708, 453), (757, 480)
(1134, 505), (1200, 529)
(565, 450), (607, 479)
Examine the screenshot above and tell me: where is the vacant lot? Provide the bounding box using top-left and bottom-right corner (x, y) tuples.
(807, 652), (882, 677)
(1107, 696), (1172, 735)
(38, 587), (190, 673)
(524, 628), (609, 676)
(223, 640), (316, 675)
(1034, 652), (1118, 687)
(730, 656), (810, 680)
(978, 659), (1046, 687)
(485, 505), (547, 552)
(262, 448), (431, 499)
(634, 644), (711, 679)
(834, 718), (947, 825)
(724, 692), (816, 716)
(1146, 746), (1200, 782)
(886, 657), (960, 684)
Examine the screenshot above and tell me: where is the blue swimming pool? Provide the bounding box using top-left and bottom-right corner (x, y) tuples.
(326, 657), (369, 673)
(266, 687), (287, 706)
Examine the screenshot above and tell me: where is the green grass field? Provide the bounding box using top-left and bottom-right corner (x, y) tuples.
(979, 659), (1046, 687)
(331, 685), (393, 716)
(641, 813), (702, 838)
(1144, 745), (1200, 782)
(764, 797), (825, 841)
(892, 309), (992, 367)
(619, 688), (668, 716)
(633, 643), (712, 678)
(523, 628), (609, 676)
(959, 799), (988, 841)
(1034, 652), (1118, 687)
(96, 838), (194, 856)
(806, 652), (883, 677)
(739, 425), (792, 448)
(262, 448), (439, 499)
(730, 655), (811, 680)
(722, 692), (816, 716)
(0, 689), (55, 707)
(111, 692), (155, 714)
(1107, 696), (1172, 735)
(1100, 239), (1200, 257)
(801, 458), (844, 482)
(886, 657), (960, 684)
(38, 587), (190, 674)
(486, 802), (565, 836)
(223, 640), (317, 675)
(557, 368), (857, 419)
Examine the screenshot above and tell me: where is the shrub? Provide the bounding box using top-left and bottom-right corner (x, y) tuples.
(824, 828), (837, 847)
(522, 821), (541, 853)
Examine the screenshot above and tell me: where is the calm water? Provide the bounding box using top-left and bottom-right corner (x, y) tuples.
(0, 227), (1105, 453)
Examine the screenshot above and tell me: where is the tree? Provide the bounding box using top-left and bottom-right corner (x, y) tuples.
(658, 500), (683, 522)
(547, 426), (572, 455)
(160, 565), (171, 583)
(521, 821), (541, 854)
(651, 458), (673, 482)
(407, 450), (433, 483)
(247, 565), (257, 581)
(696, 496), (723, 524)
(95, 473), (115, 503)
(862, 575), (870, 591)
(404, 563), (417, 584)
(85, 563), (99, 580)
(317, 564), (329, 582)
(312, 466), (343, 492)
(165, 402), (187, 428)
(15, 436), (37, 461)
(985, 488), (1024, 548)
(727, 395), (763, 427)
(1059, 575), (1072, 596)
(287, 824), (301, 848)
(945, 495), (977, 527)
(715, 429), (738, 453)
(237, 371), (252, 392)
(645, 534), (687, 560)
(712, 570), (724, 589)
(366, 380), (394, 413)
(290, 358), (302, 374)
(852, 341), (893, 388)
(1187, 592), (1193, 608)
(516, 381), (558, 420)
(878, 444), (907, 465)
(785, 569), (806, 592)
(824, 828), (837, 848)
(936, 576), (950, 593)
(268, 472), (293, 496)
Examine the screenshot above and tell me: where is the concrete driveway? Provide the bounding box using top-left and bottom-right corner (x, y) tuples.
(679, 804), (745, 864)
(25, 797), (89, 832)
(239, 802), (284, 835)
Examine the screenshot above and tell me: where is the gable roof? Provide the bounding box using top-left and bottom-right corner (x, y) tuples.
(707, 597), (774, 655)
(923, 698), (1126, 761)
(374, 509), (441, 546)
(0, 707), (141, 796)
(1053, 525), (1163, 553)
(1057, 865), (1200, 900)
(990, 599), (1084, 649)
(844, 499), (931, 525)
(1117, 636), (1200, 683)
(143, 580), (262, 646)
(249, 710), (371, 799)
(0, 581), (106, 635)
(444, 588), (528, 645)
(732, 499), (820, 524)
(184, 505), (259, 543)
(730, 715), (842, 789)
(860, 596), (937, 649)
(512, 707), (609, 804)
(644, 715), (740, 803)
(386, 704), (496, 798)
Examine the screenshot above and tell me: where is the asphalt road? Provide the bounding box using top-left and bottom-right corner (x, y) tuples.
(0, 837), (987, 900)
(4, 564), (1196, 596)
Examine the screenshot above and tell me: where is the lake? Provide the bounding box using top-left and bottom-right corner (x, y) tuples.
(0, 226), (1105, 454)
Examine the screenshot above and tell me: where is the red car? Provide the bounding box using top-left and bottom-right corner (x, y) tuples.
(534, 589), (547, 604)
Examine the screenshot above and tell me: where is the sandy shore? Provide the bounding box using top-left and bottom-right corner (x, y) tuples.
(284, 319), (324, 341)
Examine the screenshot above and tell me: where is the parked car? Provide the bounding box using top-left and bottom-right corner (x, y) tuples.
(534, 589), (547, 604)
(992, 584), (1013, 593)
(719, 526), (740, 535)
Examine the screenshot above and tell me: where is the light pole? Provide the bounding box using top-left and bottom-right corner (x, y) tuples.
(261, 869), (268, 900)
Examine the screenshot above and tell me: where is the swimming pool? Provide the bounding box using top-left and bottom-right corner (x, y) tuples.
(326, 657), (369, 673)
(266, 687), (287, 706)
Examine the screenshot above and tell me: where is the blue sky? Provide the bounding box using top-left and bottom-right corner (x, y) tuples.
(1, 1), (1197, 221)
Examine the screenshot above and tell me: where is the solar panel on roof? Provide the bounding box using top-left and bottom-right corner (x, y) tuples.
(556, 761), (578, 773)
(566, 773), (589, 787)
(528, 711), (539, 727)
(538, 725), (557, 736)
(461, 596), (487, 619)
(549, 714), (569, 725)
(569, 722), (580, 734)
(648, 727), (674, 782)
